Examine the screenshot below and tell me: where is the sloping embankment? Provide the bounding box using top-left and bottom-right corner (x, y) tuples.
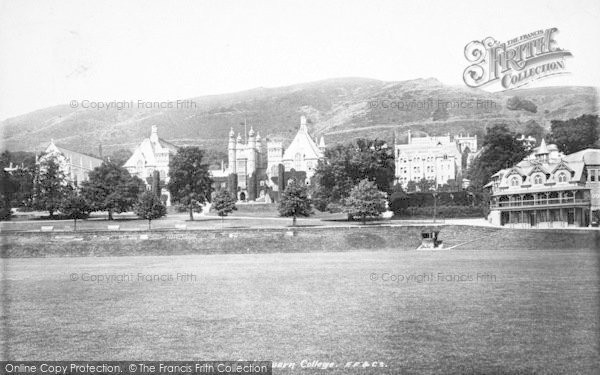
(1, 225), (598, 258)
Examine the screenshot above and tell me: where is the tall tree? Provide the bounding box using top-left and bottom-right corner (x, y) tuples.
(0, 169), (16, 220)
(151, 170), (161, 198)
(80, 161), (145, 220)
(549, 114), (599, 154)
(278, 179), (313, 226)
(523, 120), (546, 145)
(212, 190), (237, 224)
(167, 147), (213, 221)
(134, 191), (167, 230)
(468, 124), (528, 189)
(60, 191), (90, 231)
(312, 138), (394, 210)
(0, 151), (37, 209)
(33, 156), (69, 217)
(344, 179), (387, 224)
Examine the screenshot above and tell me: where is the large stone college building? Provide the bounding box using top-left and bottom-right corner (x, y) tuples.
(123, 125), (179, 205)
(211, 115), (325, 201)
(487, 140), (600, 228)
(394, 131), (478, 188)
(38, 140), (103, 186)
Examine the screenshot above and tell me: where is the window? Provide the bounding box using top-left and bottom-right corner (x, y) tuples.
(510, 176), (519, 187)
(294, 153), (302, 170)
(534, 175), (543, 185)
(558, 172), (567, 183)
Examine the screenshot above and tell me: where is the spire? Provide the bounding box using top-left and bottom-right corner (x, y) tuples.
(248, 126), (255, 137)
(537, 138), (549, 154)
(319, 135), (325, 148)
(229, 127), (235, 138)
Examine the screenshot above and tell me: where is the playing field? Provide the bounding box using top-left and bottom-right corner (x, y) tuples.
(1, 248), (599, 374)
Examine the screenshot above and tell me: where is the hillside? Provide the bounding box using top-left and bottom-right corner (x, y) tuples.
(0, 77), (597, 157)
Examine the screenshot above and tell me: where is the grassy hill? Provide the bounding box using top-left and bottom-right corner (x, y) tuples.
(1, 77), (597, 157)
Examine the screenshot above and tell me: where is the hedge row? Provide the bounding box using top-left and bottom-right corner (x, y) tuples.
(393, 205), (484, 219)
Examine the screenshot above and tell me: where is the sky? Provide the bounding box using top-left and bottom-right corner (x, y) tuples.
(0, 0), (599, 121)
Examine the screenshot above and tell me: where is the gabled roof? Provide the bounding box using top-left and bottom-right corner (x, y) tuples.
(526, 164), (550, 176)
(551, 160), (574, 174)
(505, 167), (524, 176)
(44, 141), (103, 168)
(123, 132), (178, 168)
(282, 119), (323, 161)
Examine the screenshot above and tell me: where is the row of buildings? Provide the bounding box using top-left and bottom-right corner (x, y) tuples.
(40, 115), (479, 204)
(36, 116), (599, 228)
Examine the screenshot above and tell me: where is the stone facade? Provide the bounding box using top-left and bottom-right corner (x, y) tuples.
(123, 126), (179, 205)
(394, 131), (478, 189)
(38, 141), (103, 186)
(212, 115), (325, 201)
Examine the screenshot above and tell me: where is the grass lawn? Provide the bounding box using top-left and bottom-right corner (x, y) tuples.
(1, 248), (599, 374)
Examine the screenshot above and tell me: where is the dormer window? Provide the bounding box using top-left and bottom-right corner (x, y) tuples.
(558, 172), (567, 183)
(534, 175), (543, 185)
(510, 176), (520, 187)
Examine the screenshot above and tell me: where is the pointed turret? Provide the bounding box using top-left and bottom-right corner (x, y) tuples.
(318, 135), (326, 152)
(228, 128), (237, 174)
(536, 138), (549, 162)
(537, 138), (549, 154)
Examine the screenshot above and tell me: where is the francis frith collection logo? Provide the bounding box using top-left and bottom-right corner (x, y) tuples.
(463, 27), (572, 90)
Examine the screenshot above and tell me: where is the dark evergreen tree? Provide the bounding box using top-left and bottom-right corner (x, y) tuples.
(134, 191), (167, 230)
(60, 191), (91, 231)
(80, 161), (145, 220)
(33, 156), (69, 217)
(548, 114), (599, 154)
(278, 179), (313, 226)
(344, 179), (387, 224)
(167, 147), (213, 221)
(312, 138), (394, 210)
(212, 190), (237, 224)
(467, 124), (528, 189)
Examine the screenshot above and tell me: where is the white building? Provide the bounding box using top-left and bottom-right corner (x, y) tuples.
(38, 140), (103, 186)
(269, 115), (325, 181)
(213, 115), (326, 201)
(123, 126), (178, 205)
(487, 140), (600, 228)
(394, 131), (478, 189)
